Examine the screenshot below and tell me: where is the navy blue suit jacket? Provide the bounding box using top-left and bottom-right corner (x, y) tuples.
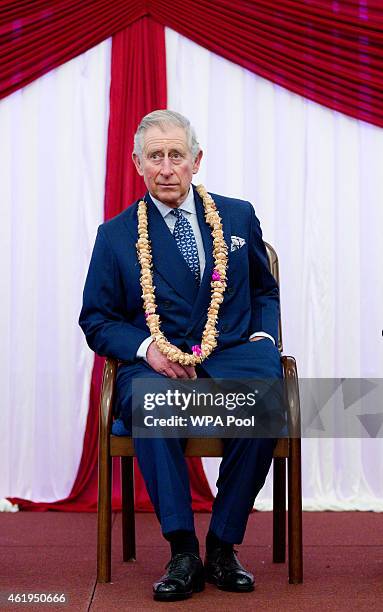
(79, 186), (281, 396)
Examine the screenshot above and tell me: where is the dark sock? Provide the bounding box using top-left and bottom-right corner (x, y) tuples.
(165, 529), (200, 557)
(206, 529), (233, 553)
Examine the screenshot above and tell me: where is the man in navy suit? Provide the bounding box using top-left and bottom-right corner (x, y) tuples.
(80, 110), (284, 601)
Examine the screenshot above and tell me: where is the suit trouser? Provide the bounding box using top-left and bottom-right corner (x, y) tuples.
(119, 345), (284, 544)
(133, 435), (276, 544)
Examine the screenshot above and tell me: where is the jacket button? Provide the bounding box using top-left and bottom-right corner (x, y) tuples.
(221, 324), (229, 333)
(162, 300), (171, 308)
(227, 287), (234, 295)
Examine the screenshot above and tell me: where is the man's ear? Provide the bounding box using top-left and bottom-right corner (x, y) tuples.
(192, 150), (203, 175)
(132, 153), (144, 176)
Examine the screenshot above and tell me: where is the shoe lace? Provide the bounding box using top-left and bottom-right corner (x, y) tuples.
(216, 548), (243, 571)
(165, 553), (197, 580)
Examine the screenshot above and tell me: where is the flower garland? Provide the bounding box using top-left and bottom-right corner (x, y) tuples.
(136, 184), (228, 366)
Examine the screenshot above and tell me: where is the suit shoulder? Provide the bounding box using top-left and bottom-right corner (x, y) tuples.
(102, 200), (139, 229)
(208, 191), (254, 217)
(98, 201), (140, 242)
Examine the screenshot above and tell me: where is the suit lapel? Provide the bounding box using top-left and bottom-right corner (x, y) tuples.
(145, 194), (199, 305)
(186, 186), (231, 334)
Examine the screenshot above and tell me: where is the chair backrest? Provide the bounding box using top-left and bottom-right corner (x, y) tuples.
(264, 242), (283, 354)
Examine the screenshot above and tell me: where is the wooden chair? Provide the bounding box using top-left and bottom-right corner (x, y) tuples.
(97, 243), (302, 584)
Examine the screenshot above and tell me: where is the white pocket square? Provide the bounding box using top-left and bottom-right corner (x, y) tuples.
(230, 235), (246, 252)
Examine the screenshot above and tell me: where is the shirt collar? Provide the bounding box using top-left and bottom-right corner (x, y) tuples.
(149, 186), (196, 218)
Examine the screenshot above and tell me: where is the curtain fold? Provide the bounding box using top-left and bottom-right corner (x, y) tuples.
(104, 17), (166, 216)
(0, 0), (145, 98)
(150, 0), (383, 127)
(1, 1), (383, 126)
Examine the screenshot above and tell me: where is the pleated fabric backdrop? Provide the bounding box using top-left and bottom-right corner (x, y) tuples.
(1, 16), (383, 510)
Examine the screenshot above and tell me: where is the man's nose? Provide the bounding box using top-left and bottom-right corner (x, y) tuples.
(160, 156), (173, 176)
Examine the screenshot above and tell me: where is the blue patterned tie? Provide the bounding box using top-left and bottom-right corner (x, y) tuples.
(170, 209), (200, 284)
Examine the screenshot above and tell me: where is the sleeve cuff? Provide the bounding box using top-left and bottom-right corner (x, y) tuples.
(249, 331), (275, 345)
(136, 336), (154, 362)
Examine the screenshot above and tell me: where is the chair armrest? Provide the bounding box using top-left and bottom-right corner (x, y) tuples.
(281, 355), (301, 438)
(99, 357), (118, 438)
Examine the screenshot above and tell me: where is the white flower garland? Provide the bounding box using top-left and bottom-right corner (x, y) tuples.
(136, 185), (228, 365)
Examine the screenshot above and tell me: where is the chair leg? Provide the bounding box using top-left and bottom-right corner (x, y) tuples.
(121, 456), (136, 561)
(288, 438), (303, 583)
(273, 456), (286, 563)
(97, 452), (112, 582)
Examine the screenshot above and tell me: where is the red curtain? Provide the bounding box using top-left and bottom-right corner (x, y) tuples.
(0, 0), (145, 98)
(10, 16), (214, 513)
(151, 0), (383, 126)
(104, 17), (164, 217)
(1, 1), (383, 126)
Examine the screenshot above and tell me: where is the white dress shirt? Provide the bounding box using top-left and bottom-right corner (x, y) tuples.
(136, 188), (274, 360)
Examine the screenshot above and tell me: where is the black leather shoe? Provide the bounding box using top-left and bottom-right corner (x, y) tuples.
(153, 552), (205, 602)
(204, 547), (255, 592)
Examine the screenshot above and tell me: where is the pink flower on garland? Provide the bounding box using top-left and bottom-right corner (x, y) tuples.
(212, 269), (221, 281)
(192, 344), (203, 356)
(145, 311), (154, 319)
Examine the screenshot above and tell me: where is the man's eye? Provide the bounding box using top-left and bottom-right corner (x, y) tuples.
(170, 152), (182, 160)
(149, 152), (162, 160)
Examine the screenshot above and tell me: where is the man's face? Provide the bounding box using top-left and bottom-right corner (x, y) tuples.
(133, 125), (203, 208)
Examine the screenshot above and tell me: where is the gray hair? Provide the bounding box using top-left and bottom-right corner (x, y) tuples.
(133, 109), (201, 160)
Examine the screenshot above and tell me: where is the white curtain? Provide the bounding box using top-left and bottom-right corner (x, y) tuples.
(0, 40), (111, 501)
(166, 28), (383, 510)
